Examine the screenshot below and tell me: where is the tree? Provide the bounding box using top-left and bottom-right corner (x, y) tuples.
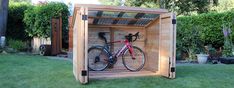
(100, 0), (218, 16)
(99, 0), (125, 6)
(0, 0), (9, 36)
(210, 0), (234, 12)
(10, 0), (30, 3)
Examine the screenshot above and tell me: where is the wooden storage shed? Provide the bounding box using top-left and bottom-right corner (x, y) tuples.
(71, 4), (176, 84)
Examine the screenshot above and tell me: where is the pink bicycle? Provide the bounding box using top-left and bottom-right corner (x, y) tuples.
(88, 32), (145, 72)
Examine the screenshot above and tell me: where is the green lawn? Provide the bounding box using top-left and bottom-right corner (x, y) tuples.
(1, 54), (234, 88)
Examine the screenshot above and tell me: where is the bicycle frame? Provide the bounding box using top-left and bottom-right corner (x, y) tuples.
(107, 39), (135, 59)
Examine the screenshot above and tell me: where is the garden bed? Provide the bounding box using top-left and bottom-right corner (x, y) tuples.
(219, 57), (234, 64)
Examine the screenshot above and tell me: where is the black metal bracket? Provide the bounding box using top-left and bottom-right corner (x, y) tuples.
(82, 15), (88, 20)
(172, 19), (176, 24)
(81, 70), (87, 76)
(171, 67), (175, 72)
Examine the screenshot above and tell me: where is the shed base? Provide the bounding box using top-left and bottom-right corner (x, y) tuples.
(89, 69), (158, 79)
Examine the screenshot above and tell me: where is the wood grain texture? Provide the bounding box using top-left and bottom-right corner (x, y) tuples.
(145, 19), (160, 72)
(73, 7), (88, 84)
(68, 16), (73, 52)
(75, 4), (168, 14)
(72, 6), (176, 82)
(89, 70), (158, 79)
(159, 13), (176, 79)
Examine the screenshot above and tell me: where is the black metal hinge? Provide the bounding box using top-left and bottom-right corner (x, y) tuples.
(172, 19), (176, 24)
(82, 15), (88, 20)
(81, 70), (87, 76)
(171, 67), (175, 72)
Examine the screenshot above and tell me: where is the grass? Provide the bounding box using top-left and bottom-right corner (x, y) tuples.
(1, 54), (234, 88)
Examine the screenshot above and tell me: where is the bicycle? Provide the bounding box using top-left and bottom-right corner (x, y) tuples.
(88, 32), (145, 72)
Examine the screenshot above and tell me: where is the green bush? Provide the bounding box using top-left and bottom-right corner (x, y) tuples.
(7, 2), (32, 41)
(23, 2), (69, 38)
(177, 10), (234, 59)
(7, 39), (27, 51)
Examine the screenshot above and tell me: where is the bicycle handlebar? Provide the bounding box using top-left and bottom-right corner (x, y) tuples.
(125, 32), (140, 42)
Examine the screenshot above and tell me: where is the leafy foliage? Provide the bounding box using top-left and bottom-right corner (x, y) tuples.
(177, 11), (234, 59)
(7, 39), (27, 51)
(99, 0), (124, 6)
(23, 2), (69, 38)
(7, 2), (32, 41)
(210, 0), (234, 12)
(176, 25), (204, 60)
(222, 24), (234, 57)
(10, 0), (31, 3)
(100, 0), (218, 15)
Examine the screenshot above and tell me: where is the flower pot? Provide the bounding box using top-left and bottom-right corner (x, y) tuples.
(196, 54), (208, 64)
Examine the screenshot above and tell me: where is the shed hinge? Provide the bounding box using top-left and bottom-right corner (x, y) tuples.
(172, 19), (176, 24)
(171, 67), (175, 72)
(82, 15), (88, 20)
(81, 70), (87, 76)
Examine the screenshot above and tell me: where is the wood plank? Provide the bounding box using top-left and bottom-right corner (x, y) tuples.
(69, 16), (73, 52)
(171, 13), (176, 78)
(73, 10), (80, 80)
(88, 28), (110, 48)
(89, 16), (153, 22)
(159, 13), (176, 79)
(89, 24), (145, 29)
(110, 28), (114, 52)
(145, 19), (160, 72)
(78, 7), (85, 83)
(83, 7), (89, 83)
(59, 17), (62, 54)
(75, 4), (168, 14)
(89, 70), (158, 79)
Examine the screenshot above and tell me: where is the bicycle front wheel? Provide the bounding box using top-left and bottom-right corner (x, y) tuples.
(88, 46), (109, 71)
(122, 46), (145, 72)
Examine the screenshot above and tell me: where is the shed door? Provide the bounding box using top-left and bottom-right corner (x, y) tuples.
(159, 13), (176, 78)
(73, 7), (89, 84)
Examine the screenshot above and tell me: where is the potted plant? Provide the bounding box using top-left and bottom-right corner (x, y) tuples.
(196, 53), (208, 64)
(196, 45), (209, 64)
(219, 24), (234, 64)
(192, 26), (209, 64)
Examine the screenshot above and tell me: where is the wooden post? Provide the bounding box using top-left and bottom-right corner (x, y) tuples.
(68, 16), (73, 52)
(110, 28), (114, 52)
(59, 16), (62, 53)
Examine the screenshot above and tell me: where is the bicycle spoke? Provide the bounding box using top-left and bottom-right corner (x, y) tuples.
(88, 47), (109, 71)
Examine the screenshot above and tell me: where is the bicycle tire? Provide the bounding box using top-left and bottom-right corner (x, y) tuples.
(122, 46), (145, 72)
(88, 46), (110, 71)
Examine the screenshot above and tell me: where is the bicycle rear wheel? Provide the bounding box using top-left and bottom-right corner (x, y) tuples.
(122, 46), (145, 72)
(88, 46), (109, 71)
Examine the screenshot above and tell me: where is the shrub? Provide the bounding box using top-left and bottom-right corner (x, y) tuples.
(7, 2), (32, 41)
(7, 39), (27, 51)
(23, 2), (69, 38)
(177, 10), (234, 60)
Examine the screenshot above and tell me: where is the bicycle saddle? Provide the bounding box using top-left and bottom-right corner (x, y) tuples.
(98, 32), (108, 43)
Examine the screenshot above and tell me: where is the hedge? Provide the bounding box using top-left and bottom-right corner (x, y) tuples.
(23, 2), (69, 38)
(177, 10), (234, 59)
(7, 2), (32, 41)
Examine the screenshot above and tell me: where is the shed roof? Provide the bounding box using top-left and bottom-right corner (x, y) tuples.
(73, 4), (168, 28)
